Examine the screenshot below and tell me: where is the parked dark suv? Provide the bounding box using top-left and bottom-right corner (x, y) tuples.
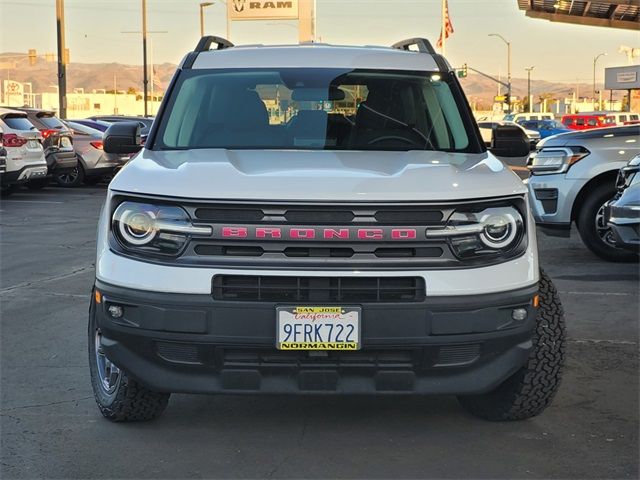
(7, 107), (78, 189)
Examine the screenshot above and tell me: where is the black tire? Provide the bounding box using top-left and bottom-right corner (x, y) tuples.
(83, 175), (104, 186)
(88, 297), (170, 422)
(458, 270), (566, 421)
(26, 178), (49, 190)
(54, 164), (85, 188)
(1, 184), (17, 197)
(576, 182), (638, 262)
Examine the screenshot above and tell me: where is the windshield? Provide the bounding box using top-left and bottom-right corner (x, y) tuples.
(155, 68), (476, 152)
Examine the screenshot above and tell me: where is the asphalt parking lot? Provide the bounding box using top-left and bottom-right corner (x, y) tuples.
(1, 184), (638, 479)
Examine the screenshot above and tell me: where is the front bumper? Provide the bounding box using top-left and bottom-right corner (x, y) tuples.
(93, 280), (539, 396)
(528, 173), (583, 232)
(605, 200), (640, 252)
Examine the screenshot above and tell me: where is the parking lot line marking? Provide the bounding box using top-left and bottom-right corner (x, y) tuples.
(560, 291), (635, 296)
(1, 200), (63, 204)
(569, 339), (638, 345)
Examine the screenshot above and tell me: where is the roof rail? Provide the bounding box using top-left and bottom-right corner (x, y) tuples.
(194, 35), (234, 52)
(391, 38), (436, 55)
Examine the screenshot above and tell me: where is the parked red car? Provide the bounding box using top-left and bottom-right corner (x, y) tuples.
(560, 114), (614, 130)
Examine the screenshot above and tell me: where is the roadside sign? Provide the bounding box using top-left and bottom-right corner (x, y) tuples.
(228, 0), (299, 21)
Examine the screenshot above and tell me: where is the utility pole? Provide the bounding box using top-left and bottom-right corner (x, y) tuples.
(142, 0), (148, 116)
(56, 0), (67, 118)
(593, 52), (606, 111)
(200, 2), (214, 37)
(525, 66), (535, 113)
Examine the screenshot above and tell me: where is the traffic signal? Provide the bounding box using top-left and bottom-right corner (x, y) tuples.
(504, 94), (511, 105)
(457, 63), (468, 78)
(28, 49), (37, 66)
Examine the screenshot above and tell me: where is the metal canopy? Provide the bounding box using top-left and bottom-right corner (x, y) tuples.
(517, 0), (640, 30)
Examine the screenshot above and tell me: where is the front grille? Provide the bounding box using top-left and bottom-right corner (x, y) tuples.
(212, 275), (426, 302)
(111, 196), (527, 269)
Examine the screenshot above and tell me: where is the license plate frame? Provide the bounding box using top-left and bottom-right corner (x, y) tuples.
(276, 306), (361, 350)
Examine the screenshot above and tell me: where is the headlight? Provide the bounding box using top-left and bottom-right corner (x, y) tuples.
(112, 201), (211, 256)
(527, 147), (589, 175)
(427, 206), (525, 259)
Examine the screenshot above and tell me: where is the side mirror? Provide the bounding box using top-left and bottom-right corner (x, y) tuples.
(489, 124), (530, 157)
(103, 122), (143, 154)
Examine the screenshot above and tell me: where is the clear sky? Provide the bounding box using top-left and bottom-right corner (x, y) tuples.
(1, 0), (638, 83)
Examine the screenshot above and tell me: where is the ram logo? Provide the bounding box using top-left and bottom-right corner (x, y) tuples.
(247, 1), (293, 9)
(232, 0), (246, 12)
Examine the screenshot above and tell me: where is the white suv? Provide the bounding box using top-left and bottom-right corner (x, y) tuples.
(0, 108), (48, 196)
(90, 37), (566, 422)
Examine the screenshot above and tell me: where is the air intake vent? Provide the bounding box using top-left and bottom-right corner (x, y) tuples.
(212, 275), (426, 302)
(156, 342), (203, 365)
(435, 344), (481, 366)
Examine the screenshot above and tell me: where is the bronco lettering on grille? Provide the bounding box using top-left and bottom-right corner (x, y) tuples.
(216, 226), (421, 241)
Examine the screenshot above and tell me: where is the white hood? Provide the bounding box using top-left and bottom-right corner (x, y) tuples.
(109, 149), (526, 201)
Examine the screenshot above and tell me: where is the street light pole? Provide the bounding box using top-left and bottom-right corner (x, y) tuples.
(55, 0), (67, 118)
(200, 2), (214, 37)
(593, 52), (606, 111)
(525, 66), (535, 113)
(489, 33), (511, 114)
(142, 0), (148, 117)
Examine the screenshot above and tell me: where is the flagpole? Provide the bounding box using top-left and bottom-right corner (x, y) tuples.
(150, 36), (154, 115)
(441, 0), (446, 56)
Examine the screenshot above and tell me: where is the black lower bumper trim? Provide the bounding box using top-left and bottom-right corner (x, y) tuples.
(93, 279), (539, 395)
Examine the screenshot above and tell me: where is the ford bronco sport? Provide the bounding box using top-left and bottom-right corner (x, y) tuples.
(91, 37), (566, 422)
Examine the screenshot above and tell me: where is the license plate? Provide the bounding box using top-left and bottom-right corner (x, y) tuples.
(277, 306), (361, 350)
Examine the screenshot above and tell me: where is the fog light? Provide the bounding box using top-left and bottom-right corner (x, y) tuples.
(512, 308), (527, 321)
(108, 305), (124, 319)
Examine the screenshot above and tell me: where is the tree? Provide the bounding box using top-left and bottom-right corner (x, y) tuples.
(127, 87), (137, 95)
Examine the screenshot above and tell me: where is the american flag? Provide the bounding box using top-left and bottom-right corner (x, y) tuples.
(437, 0), (454, 49)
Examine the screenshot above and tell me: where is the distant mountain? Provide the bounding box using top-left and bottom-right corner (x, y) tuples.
(0, 54), (176, 94)
(1, 53), (618, 107)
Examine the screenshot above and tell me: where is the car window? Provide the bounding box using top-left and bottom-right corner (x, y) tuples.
(67, 121), (102, 136)
(157, 68), (476, 153)
(587, 118), (597, 126)
(620, 115), (628, 122)
(630, 115), (639, 121)
(2, 115), (36, 131)
(38, 114), (67, 130)
(575, 118), (585, 126)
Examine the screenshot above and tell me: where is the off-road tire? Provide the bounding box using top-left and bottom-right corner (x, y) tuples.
(576, 183), (637, 262)
(457, 270), (566, 421)
(88, 297), (170, 422)
(26, 178), (49, 190)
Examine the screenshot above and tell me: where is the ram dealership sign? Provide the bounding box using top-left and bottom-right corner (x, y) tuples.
(229, 0), (299, 20)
